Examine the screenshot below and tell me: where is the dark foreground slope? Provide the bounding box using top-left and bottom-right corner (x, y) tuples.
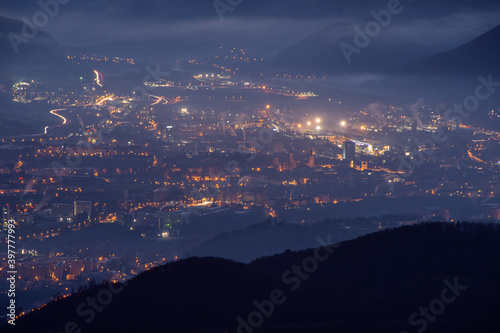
(3, 222), (500, 333)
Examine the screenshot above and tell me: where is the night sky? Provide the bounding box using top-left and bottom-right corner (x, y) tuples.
(1, 0), (499, 55)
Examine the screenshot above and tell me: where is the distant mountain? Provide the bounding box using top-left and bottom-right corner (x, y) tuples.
(189, 215), (419, 263)
(0, 16), (68, 81)
(6, 222), (500, 333)
(271, 22), (432, 75)
(271, 22), (500, 78)
(405, 24), (500, 76)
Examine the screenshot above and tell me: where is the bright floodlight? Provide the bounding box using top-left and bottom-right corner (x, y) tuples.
(307, 121), (312, 126)
(340, 121), (346, 127)
(316, 126), (321, 130)
(315, 118), (321, 123)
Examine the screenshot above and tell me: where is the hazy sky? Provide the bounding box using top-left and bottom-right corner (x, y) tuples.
(1, 0), (499, 55)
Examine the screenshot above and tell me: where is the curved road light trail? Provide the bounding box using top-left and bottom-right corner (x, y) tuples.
(44, 109), (69, 135)
(147, 94), (164, 106)
(97, 96), (114, 105)
(94, 70), (103, 87)
(147, 94), (183, 106)
(50, 109), (68, 125)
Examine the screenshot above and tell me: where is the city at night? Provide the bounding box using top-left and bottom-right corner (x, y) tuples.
(1, 1), (500, 332)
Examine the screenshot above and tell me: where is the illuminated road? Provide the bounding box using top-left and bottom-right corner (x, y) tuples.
(468, 150), (485, 164)
(147, 94), (182, 105)
(49, 109), (68, 125)
(94, 70), (103, 87)
(96, 96), (114, 105)
(147, 94), (164, 106)
(43, 108), (70, 135)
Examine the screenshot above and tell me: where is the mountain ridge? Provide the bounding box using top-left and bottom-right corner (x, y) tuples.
(0, 15), (67, 80)
(4, 222), (500, 333)
(271, 23), (500, 77)
(403, 24), (500, 76)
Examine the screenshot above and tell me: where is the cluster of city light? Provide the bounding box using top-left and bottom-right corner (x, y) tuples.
(315, 118), (321, 130)
(299, 117), (322, 130)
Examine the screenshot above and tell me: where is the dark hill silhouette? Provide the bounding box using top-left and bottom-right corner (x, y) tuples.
(0, 16), (60, 51)
(405, 24), (500, 76)
(0, 16), (71, 80)
(271, 23), (500, 77)
(3, 222), (500, 333)
(189, 215), (419, 263)
(271, 22), (432, 75)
